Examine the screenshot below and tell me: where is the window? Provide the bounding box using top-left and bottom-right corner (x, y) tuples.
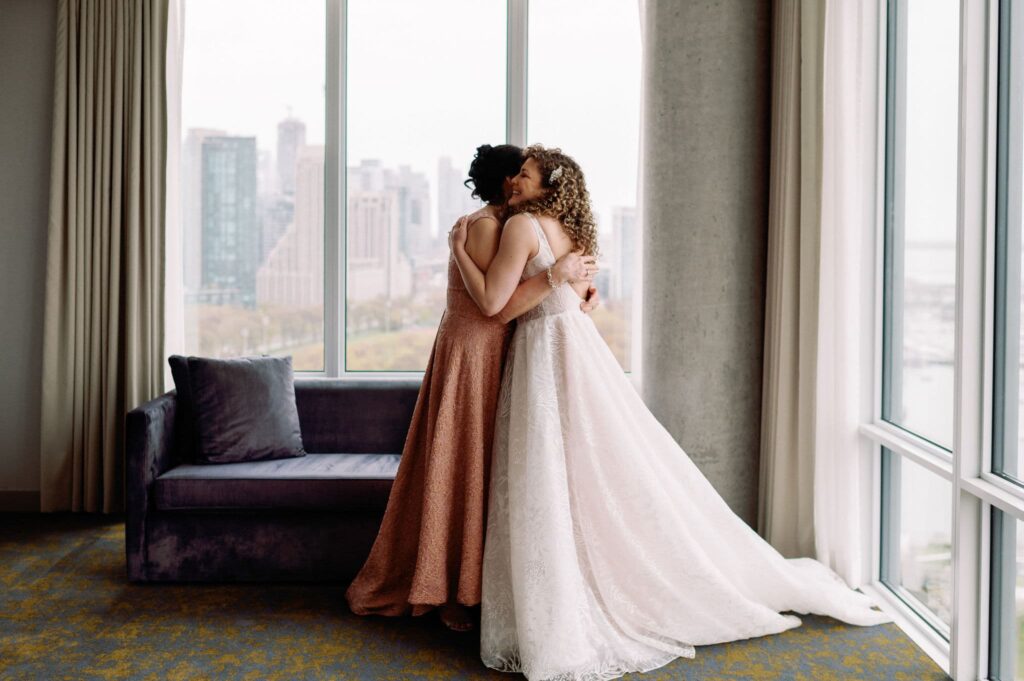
(528, 0), (641, 371)
(869, 0), (1024, 677)
(881, 0), (959, 450)
(991, 1), (1024, 679)
(180, 0), (326, 371)
(876, 0), (960, 647)
(879, 449), (952, 635)
(344, 0), (504, 372)
(178, 1), (642, 374)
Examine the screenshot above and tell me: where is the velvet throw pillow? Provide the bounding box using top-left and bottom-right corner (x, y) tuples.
(167, 355), (200, 462)
(169, 355), (306, 464)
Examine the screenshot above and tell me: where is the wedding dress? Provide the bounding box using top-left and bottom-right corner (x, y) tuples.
(480, 214), (890, 681)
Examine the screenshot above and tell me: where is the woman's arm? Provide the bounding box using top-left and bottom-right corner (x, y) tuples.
(495, 270), (563, 323)
(464, 215), (549, 321)
(451, 214), (537, 316)
(449, 214), (598, 319)
(494, 257), (597, 323)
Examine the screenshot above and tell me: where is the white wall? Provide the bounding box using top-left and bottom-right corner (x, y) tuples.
(0, 0), (56, 508)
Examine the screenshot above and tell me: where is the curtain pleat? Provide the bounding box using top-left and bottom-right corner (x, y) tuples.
(758, 0), (823, 559)
(41, 0), (168, 513)
(759, 0), (880, 586)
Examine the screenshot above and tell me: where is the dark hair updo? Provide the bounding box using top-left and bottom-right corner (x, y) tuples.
(464, 144), (524, 205)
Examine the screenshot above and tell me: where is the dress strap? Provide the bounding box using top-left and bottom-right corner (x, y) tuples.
(524, 213), (554, 261)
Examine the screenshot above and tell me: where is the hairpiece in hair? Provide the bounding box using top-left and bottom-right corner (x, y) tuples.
(549, 166), (564, 183)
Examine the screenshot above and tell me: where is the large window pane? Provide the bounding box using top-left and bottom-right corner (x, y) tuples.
(883, 0), (960, 448)
(345, 1), (505, 372)
(880, 449), (953, 634)
(180, 0), (326, 371)
(528, 0), (641, 371)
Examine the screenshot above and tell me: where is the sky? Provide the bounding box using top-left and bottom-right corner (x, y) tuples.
(902, 0), (959, 246)
(180, 0), (641, 237)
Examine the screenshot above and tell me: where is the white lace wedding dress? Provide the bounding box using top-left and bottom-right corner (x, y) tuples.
(479, 214), (891, 681)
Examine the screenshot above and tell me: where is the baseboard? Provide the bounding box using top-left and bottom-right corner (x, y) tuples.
(0, 491), (41, 512)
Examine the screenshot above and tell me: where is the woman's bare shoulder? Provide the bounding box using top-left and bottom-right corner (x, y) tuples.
(500, 214), (540, 252)
(502, 212), (535, 231)
(466, 207), (500, 225)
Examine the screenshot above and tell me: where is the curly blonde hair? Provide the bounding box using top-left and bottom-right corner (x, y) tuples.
(511, 145), (599, 256)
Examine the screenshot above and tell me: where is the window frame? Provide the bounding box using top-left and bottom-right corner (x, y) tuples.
(320, 0), (529, 379)
(184, 0), (640, 379)
(860, 0), (1013, 678)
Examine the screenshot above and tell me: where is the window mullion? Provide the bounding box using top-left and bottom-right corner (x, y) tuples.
(950, 0), (997, 678)
(325, 0), (346, 377)
(507, 0), (528, 146)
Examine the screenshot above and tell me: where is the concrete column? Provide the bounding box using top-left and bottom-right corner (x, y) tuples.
(641, 0), (771, 526)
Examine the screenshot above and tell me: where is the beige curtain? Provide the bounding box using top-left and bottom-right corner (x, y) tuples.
(41, 0), (168, 512)
(759, 0), (881, 587)
(757, 0), (823, 558)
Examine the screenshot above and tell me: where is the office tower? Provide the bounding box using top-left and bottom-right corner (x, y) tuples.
(201, 135), (259, 307)
(257, 146), (325, 308)
(348, 159), (432, 261)
(276, 117), (306, 196)
(391, 165), (432, 260)
(181, 127), (225, 293)
(259, 197), (294, 265)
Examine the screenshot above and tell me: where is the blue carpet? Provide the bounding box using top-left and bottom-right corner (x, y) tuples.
(0, 514), (949, 680)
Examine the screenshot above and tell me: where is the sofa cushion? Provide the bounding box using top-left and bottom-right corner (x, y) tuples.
(186, 355), (306, 464)
(152, 453), (401, 511)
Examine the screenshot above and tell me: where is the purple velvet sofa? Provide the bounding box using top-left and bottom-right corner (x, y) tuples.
(125, 378), (419, 582)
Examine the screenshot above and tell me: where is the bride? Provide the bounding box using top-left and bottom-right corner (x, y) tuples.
(449, 144), (890, 681)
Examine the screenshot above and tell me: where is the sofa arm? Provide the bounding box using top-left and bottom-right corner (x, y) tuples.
(125, 391), (177, 581)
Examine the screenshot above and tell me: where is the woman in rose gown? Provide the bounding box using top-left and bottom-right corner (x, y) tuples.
(449, 145), (890, 680)
(345, 144), (598, 631)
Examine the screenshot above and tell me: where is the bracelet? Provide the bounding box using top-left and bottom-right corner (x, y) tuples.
(546, 266), (558, 289)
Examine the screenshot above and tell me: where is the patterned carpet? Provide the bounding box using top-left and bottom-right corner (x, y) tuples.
(0, 514), (949, 681)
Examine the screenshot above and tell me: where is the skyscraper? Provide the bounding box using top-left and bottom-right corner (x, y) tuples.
(259, 196), (294, 265)
(201, 135), (259, 307)
(276, 117), (306, 196)
(391, 165), (431, 260)
(347, 160), (432, 261)
(257, 146), (324, 308)
(347, 188), (412, 301)
(181, 127), (225, 293)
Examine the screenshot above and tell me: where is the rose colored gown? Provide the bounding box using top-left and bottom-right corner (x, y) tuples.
(346, 210), (512, 616)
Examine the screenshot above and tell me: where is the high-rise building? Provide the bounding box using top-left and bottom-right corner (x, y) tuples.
(257, 148), (276, 196)
(610, 206), (638, 301)
(259, 196), (294, 265)
(201, 135), (259, 307)
(347, 190), (410, 301)
(276, 118), (306, 196)
(257, 146), (324, 308)
(181, 127), (225, 293)
(437, 156), (481, 249)
(348, 191), (395, 264)
(392, 165), (432, 260)
(347, 160), (432, 262)
(346, 168), (412, 302)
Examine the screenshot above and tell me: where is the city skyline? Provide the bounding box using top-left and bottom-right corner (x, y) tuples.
(181, 116), (640, 306)
(179, 115), (640, 373)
